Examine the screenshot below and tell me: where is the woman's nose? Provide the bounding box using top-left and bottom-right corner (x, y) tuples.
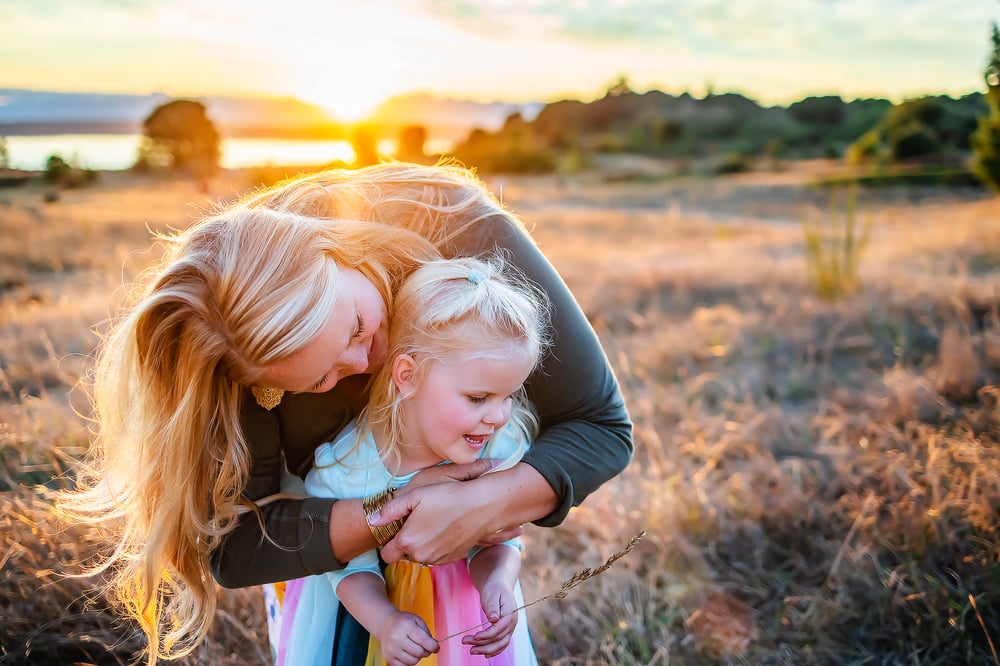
(343, 343), (369, 374)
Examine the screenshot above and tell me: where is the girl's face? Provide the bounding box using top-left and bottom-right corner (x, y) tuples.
(260, 266), (388, 393)
(392, 343), (535, 471)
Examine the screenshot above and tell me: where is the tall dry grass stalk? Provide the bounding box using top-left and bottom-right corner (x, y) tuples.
(437, 531), (646, 643)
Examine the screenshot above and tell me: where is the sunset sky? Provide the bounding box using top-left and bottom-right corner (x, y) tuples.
(4, 0), (997, 121)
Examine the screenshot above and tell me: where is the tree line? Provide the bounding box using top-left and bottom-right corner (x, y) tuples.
(32, 20), (1000, 193)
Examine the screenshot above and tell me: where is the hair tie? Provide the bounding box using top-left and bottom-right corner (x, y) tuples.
(467, 270), (485, 285)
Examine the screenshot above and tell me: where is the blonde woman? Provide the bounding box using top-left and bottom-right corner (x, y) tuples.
(60, 162), (632, 664)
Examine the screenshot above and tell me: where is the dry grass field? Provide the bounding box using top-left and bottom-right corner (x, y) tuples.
(2, 163), (999, 664)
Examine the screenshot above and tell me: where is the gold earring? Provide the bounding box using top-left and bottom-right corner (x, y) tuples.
(251, 386), (285, 411)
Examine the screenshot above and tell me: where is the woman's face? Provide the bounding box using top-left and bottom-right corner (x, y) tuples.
(259, 266), (388, 393)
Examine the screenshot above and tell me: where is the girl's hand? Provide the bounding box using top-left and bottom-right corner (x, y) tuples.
(375, 610), (439, 666)
(398, 457), (497, 494)
(463, 581), (518, 657)
(476, 526), (524, 548)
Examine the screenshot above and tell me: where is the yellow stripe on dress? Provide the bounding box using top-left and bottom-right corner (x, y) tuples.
(369, 561), (438, 666)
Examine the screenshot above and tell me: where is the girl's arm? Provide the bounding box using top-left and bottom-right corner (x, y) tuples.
(463, 544), (523, 658)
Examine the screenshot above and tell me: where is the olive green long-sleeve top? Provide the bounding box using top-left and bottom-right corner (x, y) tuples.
(211, 214), (633, 588)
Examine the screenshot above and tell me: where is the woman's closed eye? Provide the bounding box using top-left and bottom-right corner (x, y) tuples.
(353, 314), (366, 339)
(310, 373), (329, 391)
(467, 395), (487, 404)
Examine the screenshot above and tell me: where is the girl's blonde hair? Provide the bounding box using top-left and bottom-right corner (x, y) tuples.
(58, 162), (525, 663)
(367, 255), (550, 473)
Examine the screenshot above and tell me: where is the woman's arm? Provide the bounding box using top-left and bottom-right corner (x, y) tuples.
(211, 390), (350, 587)
(462, 213), (633, 522)
(489, 215), (634, 523)
(375, 214), (634, 565)
(210, 390), (499, 587)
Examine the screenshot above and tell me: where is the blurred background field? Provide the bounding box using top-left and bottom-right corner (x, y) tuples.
(5, 2), (1000, 663)
(1, 158), (998, 664)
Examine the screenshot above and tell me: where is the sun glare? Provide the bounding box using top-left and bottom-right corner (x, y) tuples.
(305, 84), (390, 123)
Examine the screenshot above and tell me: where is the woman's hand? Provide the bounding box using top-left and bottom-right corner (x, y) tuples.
(375, 463), (557, 565)
(404, 461), (526, 550)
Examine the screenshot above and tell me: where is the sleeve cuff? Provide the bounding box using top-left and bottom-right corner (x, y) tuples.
(299, 496), (344, 574)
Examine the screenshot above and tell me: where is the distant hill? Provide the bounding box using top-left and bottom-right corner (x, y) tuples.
(0, 89), (342, 138)
(368, 92), (544, 144)
(0, 89), (544, 143)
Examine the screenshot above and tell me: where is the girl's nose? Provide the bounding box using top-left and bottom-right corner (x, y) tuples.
(484, 401), (512, 427)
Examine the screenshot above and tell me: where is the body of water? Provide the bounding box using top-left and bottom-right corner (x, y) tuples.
(1, 134), (453, 171)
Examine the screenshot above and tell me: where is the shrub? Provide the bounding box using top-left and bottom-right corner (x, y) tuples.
(971, 113), (1000, 192)
(972, 23), (1000, 192)
(845, 130), (884, 165)
(801, 184), (872, 300)
(889, 122), (941, 161)
(715, 152), (753, 174)
(43, 155), (98, 189)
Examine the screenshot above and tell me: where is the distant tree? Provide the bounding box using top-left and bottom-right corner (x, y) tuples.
(138, 99), (219, 192)
(787, 96), (847, 127)
(889, 122), (940, 161)
(845, 94), (979, 165)
(605, 75), (633, 97)
(397, 125), (427, 161)
(656, 118), (683, 145)
(972, 22), (1000, 192)
(45, 155), (71, 184)
(350, 125), (380, 167)
(0, 137), (9, 169)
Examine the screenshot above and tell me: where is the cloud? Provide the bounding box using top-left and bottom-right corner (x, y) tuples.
(415, 0), (995, 56)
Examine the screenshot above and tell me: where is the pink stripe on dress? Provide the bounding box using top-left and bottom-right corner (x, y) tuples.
(275, 577), (304, 666)
(430, 562), (516, 666)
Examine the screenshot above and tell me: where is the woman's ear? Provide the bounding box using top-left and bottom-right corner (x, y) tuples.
(392, 354), (416, 393)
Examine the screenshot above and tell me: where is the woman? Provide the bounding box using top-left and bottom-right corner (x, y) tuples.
(60, 162), (632, 664)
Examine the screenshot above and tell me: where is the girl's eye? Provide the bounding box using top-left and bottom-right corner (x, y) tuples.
(468, 395), (487, 404)
(311, 373), (329, 391)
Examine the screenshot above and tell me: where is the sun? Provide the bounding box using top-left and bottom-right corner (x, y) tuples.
(305, 83), (392, 124)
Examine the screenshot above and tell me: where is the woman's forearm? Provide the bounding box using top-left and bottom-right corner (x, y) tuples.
(211, 496), (342, 587)
(328, 498), (380, 562)
(476, 462), (558, 529)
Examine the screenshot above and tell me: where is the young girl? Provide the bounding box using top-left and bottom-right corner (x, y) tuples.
(266, 256), (548, 666)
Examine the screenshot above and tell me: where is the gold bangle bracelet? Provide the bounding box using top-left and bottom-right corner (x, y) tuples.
(362, 487), (405, 548)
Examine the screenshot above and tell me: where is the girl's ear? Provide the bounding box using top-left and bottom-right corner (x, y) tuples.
(392, 354), (416, 393)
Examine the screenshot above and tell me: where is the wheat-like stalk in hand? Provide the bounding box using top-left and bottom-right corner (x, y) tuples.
(437, 529), (646, 643)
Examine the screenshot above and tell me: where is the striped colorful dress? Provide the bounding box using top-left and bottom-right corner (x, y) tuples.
(262, 419), (538, 666)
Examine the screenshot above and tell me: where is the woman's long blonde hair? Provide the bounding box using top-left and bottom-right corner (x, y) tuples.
(58, 162), (522, 662)
(366, 256), (550, 473)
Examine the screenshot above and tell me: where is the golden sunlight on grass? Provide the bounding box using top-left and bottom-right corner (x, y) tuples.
(1, 165), (999, 663)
